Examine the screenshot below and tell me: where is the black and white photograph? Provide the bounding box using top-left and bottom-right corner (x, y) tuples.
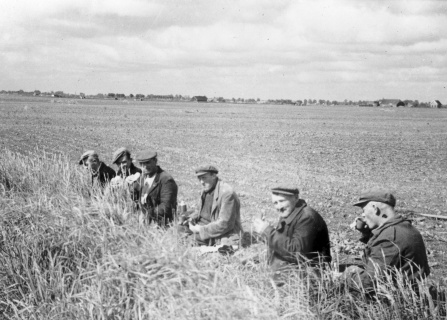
(0, 0), (446, 318)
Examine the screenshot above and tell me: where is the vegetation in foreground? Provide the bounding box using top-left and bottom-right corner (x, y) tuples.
(0, 149), (446, 319)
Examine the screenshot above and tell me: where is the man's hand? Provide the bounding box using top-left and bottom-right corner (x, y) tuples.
(350, 217), (369, 233)
(125, 172), (140, 184)
(253, 218), (269, 234)
(189, 224), (201, 234)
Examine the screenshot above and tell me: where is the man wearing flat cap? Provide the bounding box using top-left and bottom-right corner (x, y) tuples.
(112, 147), (142, 178)
(181, 165), (243, 246)
(130, 149), (178, 226)
(253, 186), (331, 277)
(78, 150), (116, 188)
(343, 189), (430, 293)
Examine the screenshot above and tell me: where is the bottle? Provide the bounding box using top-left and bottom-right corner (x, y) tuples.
(179, 200), (187, 213)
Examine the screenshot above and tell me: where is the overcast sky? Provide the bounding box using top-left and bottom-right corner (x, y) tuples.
(1, 0), (446, 101)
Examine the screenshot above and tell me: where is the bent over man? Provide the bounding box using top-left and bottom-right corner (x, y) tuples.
(130, 149), (178, 226)
(78, 150), (116, 188)
(343, 190), (430, 293)
(253, 186), (331, 276)
(180, 165), (243, 246)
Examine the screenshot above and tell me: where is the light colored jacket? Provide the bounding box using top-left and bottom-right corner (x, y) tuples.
(193, 180), (243, 245)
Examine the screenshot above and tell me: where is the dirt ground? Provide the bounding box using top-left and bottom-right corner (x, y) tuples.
(1, 95), (446, 279)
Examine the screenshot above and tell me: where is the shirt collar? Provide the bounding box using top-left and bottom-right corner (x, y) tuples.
(283, 199), (307, 225)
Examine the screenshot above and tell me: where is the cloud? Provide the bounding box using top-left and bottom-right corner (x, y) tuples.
(0, 0), (446, 101)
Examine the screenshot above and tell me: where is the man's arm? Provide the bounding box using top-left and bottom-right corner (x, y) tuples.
(198, 192), (238, 240)
(157, 177), (178, 217)
(263, 214), (317, 263)
(349, 239), (399, 292)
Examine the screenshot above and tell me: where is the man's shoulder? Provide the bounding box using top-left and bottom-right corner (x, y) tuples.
(217, 181), (237, 196)
(158, 168), (176, 183)
(101, 163), (116, 174)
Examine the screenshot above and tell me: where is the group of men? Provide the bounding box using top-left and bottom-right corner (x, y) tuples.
(79, 148), (430, 293)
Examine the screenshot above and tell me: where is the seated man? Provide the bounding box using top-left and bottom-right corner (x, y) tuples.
(343, 190), (430, 293)
(130, 149), (178, 226)
(112, 147), (142, 178)
(180, 165), (243, 246)
(78, 150), (116, 188)
(253, 186), (331, 276)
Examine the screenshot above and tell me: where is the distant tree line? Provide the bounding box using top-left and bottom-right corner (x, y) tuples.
(0, 89), (440, 108)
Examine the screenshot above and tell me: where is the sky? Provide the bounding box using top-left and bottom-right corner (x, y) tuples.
(1, 0), (446, 101)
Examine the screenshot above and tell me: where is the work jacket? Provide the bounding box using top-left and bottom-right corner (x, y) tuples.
(132, 166), (178, 226)
(192, 180), (243, 245)
(92, 162), (116, 188)
(352, 215), (430, 292)
(262, 200), (331, 271)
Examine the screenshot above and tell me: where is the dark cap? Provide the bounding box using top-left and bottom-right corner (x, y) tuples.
(78, 150), (98, 165)
(135, 149), (157, 163)
(271, 186), (299, 196)
(112, 147), (131, 164)
(353, 189), (396, 207)
(195, 165), (218, 176)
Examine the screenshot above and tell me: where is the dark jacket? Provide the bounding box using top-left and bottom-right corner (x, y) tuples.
(351, 215), (430, 292)
(116, 163), (141, 178)
(190, 180), (243, 245)
(92, 162), (116, 187)
(262, 200), (331, 271)
(132, 166), (178, 226)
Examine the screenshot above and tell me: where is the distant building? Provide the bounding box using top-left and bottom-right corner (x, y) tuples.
(430, 100), (442, 108)
(379, 99), (405, 107)
(192, 96), (208, 102)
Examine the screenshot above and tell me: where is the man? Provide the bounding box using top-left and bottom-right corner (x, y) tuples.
(78, 150), (116, 188)
(253, 186), (331, 275)
(130, 149), (178, 226)
(112, 147), (141, 178)
(343, 189), (430, 293)
(181, 165), (243, 246)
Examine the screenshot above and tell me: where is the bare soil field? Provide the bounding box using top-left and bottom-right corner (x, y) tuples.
(1, 94), (447, 278)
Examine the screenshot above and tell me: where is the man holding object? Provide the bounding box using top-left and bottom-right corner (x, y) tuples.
(343, 189), (430, 293)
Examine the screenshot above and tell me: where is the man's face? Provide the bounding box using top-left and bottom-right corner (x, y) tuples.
(271, 193), (299, 218)
(197, 173), (218, 192)
(361, 202), (381, 229)
(85, 157), (100, 172)
(139, 158), (157, 175)
(116, 154), (132, 173)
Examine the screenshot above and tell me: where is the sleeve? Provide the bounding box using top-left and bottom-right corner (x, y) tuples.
(199, 191), (238, 240)
(350, 238), (400, 292)
(157, 177), (178, 218)
(263, 214), (317, 263)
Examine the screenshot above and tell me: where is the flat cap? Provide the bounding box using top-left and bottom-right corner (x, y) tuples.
(195, 165), (218, 176)
(135, 149), (157, 162)
(271, 186), (299, 196)
(112, 147), (131, 164)
(353, 189), (396, 207)
(78, 150), (98, 165)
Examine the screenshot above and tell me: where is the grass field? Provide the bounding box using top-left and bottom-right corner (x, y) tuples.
(1, 95), (447, 319)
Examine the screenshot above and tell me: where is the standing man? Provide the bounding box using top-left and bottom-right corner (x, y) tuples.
(131, 149), (178, 226)
(112, 147), (141, 178)
(343, 190), (430, 293)
(78, 150), (116, 188)
(182, 165), (243, 246)
(253, 186), (331, 277)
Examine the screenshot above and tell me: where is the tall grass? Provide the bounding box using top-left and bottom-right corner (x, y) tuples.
(0, 149), (445, 319)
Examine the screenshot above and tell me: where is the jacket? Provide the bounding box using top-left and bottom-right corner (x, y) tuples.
(133, 166), (178, 226)
(352, 215), (430, 292)
(92, 162), (116, 187)
(193, 180), (243, 245)
(262, 200), (331, 270)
